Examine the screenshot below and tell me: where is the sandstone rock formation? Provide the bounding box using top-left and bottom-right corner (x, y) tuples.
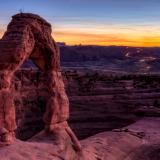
(0, 117), (159, 160)
(0, 13), (81, 151)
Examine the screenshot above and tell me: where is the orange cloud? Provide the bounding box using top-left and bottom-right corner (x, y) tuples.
(141, 36), (160, 47)
(53, 29), (160, 47)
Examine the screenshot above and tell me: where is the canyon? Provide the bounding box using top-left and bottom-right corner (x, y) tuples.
(13, 69), (160, 140)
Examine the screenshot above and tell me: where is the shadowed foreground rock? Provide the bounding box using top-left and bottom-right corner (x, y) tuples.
(0, 13), (81, 151)
(0, 118), (159, 159)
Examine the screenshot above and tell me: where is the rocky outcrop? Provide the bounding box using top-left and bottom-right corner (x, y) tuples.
(0, 117), (159, 159)
(0, 13), (81, 151)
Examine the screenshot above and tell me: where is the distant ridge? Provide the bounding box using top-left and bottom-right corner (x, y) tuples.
(22, 45), (160, 73)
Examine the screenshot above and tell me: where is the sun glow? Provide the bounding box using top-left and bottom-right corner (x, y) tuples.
(52, 24), (160, 47)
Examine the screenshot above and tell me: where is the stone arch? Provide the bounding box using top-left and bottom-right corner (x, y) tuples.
(0, 13), (81, 150)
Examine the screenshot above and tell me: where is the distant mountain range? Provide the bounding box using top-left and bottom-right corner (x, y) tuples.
(22, 45), (160, 73)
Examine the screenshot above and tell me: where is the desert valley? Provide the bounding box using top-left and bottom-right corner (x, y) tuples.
(0, 1), (160, 159)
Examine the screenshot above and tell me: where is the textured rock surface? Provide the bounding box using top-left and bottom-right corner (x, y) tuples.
(65, 70), (160, 138)
(0, 118), (159, 159)
(81, 117), (160, 160)
(0, 13), (81, 150)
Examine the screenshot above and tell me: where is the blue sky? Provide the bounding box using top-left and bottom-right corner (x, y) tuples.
(0, 0), (160, 46)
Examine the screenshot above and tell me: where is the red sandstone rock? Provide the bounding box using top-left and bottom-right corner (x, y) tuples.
(0, 118), (159, 159)
(0, 13), (81, 150)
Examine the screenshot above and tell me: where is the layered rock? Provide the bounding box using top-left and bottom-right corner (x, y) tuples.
(64, 70), (160, 138)
(0, 13), (81, 151)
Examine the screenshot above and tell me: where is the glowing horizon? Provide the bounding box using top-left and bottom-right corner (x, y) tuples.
(52, 24), (160, 47)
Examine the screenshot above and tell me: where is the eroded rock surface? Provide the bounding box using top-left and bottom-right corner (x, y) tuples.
(0, 118), (159, 160)
(0, 13), (81, 151)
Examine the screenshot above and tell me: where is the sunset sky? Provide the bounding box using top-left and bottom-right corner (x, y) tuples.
(0, 0), (160, 47)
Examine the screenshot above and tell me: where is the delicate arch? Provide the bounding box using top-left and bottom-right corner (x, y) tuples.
(0, 13), (81, 150)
